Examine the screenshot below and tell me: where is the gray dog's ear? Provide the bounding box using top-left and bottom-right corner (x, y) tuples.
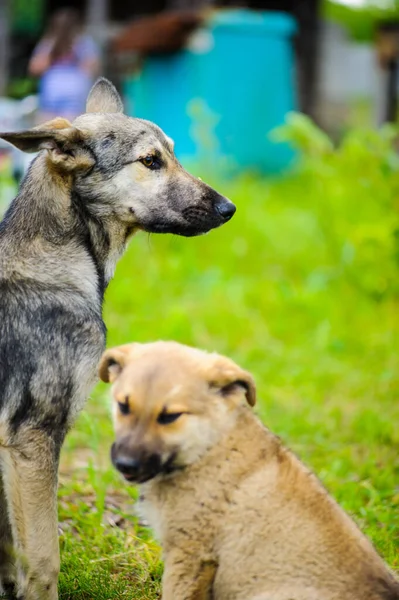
(99, 345), (135, 383)
(0, 118), (78, 153)
(211, 356), (257, 407)
(0, 118), (94, 172)
(86, 78), (124, 114)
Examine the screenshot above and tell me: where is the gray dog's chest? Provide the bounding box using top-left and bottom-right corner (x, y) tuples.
(0, 278), (106, 433)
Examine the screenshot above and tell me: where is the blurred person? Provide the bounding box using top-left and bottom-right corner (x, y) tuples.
(29, 8), (100, 121)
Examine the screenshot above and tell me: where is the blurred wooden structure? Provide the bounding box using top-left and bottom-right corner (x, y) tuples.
(0, 0), (10, 95)
(376, 21), (399, 123)
(113, 11), (202, 54)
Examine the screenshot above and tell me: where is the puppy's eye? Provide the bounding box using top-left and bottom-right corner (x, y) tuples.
(117, 402), (130, 415)
(157, 411), (183, 425)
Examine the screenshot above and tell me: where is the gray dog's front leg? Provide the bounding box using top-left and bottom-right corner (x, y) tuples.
(1, 428), (60, 600)
(0, 468), (16, 598)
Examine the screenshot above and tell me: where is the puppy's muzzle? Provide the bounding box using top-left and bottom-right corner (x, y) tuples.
(111, 442), (163, 483)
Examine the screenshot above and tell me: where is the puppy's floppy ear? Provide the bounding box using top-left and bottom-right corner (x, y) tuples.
(86, 77), (124, 114)
(0, 118), (94, 173)
(99, 344), (136, 383)
(211, 356), (257, 407)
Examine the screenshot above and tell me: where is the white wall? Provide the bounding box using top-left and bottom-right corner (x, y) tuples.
(317, 21), (380, 127)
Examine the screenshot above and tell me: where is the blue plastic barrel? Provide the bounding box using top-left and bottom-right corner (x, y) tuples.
(124, 9), (297, 173)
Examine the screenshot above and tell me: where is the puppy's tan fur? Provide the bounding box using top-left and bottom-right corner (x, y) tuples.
(100, 341), (399, 600)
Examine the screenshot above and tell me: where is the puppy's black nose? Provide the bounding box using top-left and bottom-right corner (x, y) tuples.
(114, 455), (140, 478)
(215, 201), (236, 221)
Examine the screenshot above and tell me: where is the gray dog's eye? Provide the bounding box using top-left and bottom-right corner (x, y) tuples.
(139, 155), (161, 170)
(141, 156), (154, 167)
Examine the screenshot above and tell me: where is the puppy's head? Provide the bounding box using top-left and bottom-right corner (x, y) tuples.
(99, 341), (256, 484)
(0, 78), (235, 237)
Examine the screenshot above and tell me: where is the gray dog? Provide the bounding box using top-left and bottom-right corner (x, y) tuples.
(0, 78), (235, 600)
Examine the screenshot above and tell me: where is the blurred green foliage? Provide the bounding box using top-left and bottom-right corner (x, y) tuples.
(11, 0), (45, 34)
(272, 112), (399, 300)
(324, 0), (399, 42)
(6, 78), (37, 100)
(0, 155), (17, 209)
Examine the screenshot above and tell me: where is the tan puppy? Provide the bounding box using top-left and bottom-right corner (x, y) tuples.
(99, 341), (399, 600)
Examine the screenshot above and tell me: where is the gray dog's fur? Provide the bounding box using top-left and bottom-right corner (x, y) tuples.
(0, 78), (235, 600)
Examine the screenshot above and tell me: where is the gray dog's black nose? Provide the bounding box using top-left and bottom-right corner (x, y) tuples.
(215, 201), (236, 221)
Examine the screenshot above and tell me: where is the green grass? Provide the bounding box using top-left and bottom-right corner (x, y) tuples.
(56, 161), (399, 598)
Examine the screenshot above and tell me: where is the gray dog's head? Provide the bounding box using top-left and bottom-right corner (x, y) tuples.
(0, 78), (235, 237)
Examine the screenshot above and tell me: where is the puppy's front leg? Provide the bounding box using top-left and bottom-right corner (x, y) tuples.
(2, 428), (62, 600)
(162, 551), (216, 600)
